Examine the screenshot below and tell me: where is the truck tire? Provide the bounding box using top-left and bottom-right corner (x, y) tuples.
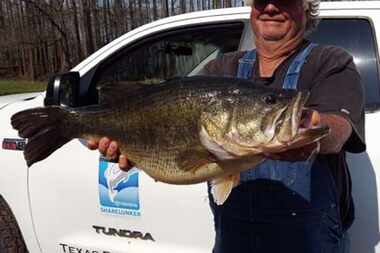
(0, 195), (28, 252)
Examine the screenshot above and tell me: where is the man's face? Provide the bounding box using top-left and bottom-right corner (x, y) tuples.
(251, 0), (306, 42)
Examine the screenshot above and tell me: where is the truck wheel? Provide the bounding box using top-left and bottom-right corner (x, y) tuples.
(0, 195), (28, 252)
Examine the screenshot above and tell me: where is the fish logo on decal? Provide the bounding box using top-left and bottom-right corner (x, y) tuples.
(98, 158), (141, 216)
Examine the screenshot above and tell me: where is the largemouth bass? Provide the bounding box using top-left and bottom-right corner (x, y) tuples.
(11, 76), (329, 204)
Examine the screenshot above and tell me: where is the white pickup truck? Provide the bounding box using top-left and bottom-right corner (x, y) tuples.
(1, 1), (380, 253)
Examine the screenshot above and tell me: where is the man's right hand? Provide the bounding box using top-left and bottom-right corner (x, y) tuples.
(86, 137), (131, 171)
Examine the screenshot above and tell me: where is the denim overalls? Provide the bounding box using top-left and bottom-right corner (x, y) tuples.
(208, 44), (350, 253)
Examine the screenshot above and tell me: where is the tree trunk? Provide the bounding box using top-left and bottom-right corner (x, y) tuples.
(72, 0), (84, 61)
(152, 0), (158, 20)
(84, 0), (95, 55)
(145, 0), (150, 22)
(129, 0), (136, 29)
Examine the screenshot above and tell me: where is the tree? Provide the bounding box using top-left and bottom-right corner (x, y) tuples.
(0, 0), (245, 80)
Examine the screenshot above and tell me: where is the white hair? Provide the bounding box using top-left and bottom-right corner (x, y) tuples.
(245, 0), (320, 35)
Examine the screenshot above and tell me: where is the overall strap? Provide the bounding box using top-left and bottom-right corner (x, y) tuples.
(282, 43), (318, 90)
(237, 43), (317, 86)
(239, 43), (319, 191)
(237, 49), (256, 79)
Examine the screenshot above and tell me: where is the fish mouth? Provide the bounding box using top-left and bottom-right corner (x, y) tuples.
(290, 108), (330, 147)
(299, 109), (324, 133)
(279, 90), (329, 148)
(274, 91), (309, 143)
(258, 92), (329, 153)
(297, 108), (330, 141)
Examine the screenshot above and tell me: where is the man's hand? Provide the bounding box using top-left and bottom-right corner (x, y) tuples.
(318, 113), (352, 154)
(86, 137), (131, 171)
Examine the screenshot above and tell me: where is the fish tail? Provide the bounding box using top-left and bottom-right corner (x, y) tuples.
(11, 106), (76, 167)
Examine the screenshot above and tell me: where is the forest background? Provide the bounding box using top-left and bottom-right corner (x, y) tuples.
(0, 0), (351, 94)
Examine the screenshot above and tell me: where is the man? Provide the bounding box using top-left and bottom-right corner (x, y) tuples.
(88, 0), (365, 252)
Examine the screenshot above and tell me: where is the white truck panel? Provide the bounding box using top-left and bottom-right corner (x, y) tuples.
(0, 95), (45, 253)
(348, 112), (380, 253)
(27, 140), (214, 252)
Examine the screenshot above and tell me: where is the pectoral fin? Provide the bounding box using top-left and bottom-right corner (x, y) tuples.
(211, 174), (240, 205)
(209, 155), (266, 205)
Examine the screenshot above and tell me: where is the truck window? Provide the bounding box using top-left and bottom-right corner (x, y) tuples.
(308, 18), (380, 111)
(88, 22), (244, 103)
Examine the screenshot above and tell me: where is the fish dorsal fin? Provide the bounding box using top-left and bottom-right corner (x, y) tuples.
(210, 174), (240, 205)
(97, 81), (146, 105)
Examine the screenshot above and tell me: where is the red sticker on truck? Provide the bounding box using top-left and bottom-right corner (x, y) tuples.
(2, 138), (26, 151)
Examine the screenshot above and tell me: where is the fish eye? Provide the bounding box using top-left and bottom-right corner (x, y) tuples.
(263, 94), (277, 105)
